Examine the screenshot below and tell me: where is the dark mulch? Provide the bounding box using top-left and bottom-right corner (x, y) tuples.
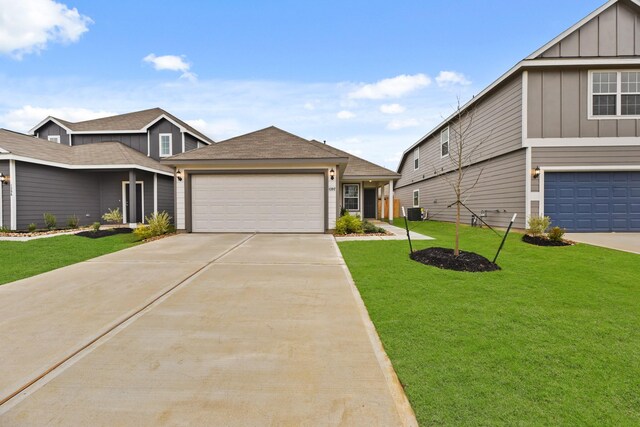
(522, 234), (572, 247)
(410, 247), (501, 272)
(76, 228), (133, 239)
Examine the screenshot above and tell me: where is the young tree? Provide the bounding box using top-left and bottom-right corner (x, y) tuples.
(438, 99), (490, 256)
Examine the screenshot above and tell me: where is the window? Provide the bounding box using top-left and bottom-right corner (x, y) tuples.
(343, 184), (359, 211)
(413, 189), (420, 207)
(48, 135), (61, 143)
(591, 70), (640, 117)
(159, 133), (172, 157)
(413, 147), (419, 170)
(440, 127), (449, 157)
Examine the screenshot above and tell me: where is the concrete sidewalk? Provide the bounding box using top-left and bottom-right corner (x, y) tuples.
(335, 220), (434, 242)
(565, 232), (640, 255)
(0, 234), (416, 426)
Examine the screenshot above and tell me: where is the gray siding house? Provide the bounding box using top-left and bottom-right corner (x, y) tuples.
(0, 108), (212, 230)
(396, 0), (640, 232)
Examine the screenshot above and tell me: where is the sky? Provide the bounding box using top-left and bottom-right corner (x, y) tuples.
(0, 0), (606, 170)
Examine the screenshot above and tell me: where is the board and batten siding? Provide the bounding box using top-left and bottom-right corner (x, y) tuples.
(530, 146), (640, 191)
(184, 133), (199, 152)
(149, 118), (183, 160)
(396, 149), (527, 229)
(36, 122), (69, 145)
(397, 75), (522, 189)
(15, 162), (101, 229)
(0, 160), (9, 227)
(528, 69), (640, 139)
(98, 171), (155, 223)
(539, 1), (640, 58)
(156, 175), (175, 221)
(72, 133), (148, 155)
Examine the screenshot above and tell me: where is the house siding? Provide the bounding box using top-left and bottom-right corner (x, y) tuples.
(157, 175), (175, 221)
(15, 162), (101, 229)
(0, 160), (9, 227)
(72, 133), (148, 155)
(528, 69), (640, 138)
(539, 1), (640, 57)
(184, 133), (199, 152)
(97, 171), (156, 223)
(36, 122), (70, 145)
(149, 118), (183, 160)
(397, 74), (523, 188)
(396, 149), (527, 229)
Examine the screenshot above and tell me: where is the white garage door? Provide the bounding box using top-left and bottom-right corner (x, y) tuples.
(191, 174), (325, 233)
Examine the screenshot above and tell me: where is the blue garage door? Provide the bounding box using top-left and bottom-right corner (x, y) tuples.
(544, 172), (640, 232)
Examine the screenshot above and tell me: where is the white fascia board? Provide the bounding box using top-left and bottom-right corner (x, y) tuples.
(525, 58), (640, 67)
(540, 165), (640, 172)
(0, 154), (173, 177)
(28, 116), (73, 135)
(70, 129), (146, 134)
(525, 137), (640, 147)
(141, 114), (186, 132)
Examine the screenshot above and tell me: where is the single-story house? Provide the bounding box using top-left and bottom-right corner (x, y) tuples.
(163, 126), (400, 233)
(395, 0), (640, 232)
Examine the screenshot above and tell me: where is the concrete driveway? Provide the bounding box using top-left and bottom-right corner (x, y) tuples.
(565, 233), (640, 254)
(0, 234), (415, 426)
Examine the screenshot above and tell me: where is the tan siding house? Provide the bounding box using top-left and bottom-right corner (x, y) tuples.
(396, 0), (640, 232)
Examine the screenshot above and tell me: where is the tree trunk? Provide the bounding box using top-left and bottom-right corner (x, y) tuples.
(455, 201), (460, 256)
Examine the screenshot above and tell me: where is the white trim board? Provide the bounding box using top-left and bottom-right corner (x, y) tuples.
(524, 137), (640, 147)
(0, 179), (3, 228)
(10, 159), (16, 230)
(153, 173), (158, 214)
(28, 116), (73, 135)
(523, 71), (532, 222)
(121, 180), (145, 224)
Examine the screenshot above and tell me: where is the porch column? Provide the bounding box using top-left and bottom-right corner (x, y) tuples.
(128, 170), (137, 227)
(388, 179), (394, 223)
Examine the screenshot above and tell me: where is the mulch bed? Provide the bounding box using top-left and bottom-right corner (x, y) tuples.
(410, 247), (501, 272)
(0, 227), (89, 238)
(522, 234), (572, 247)
(76, 228), (133, 239)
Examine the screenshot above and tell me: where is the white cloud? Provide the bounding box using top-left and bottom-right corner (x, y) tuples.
(1, 105), (115, 132)
(348, 74), (431, 99)
(185, 118), (241, 140)
(379, 103), (406, 114)
(0, 0), (92, 59)
(143, 54), (197, 81)
(436, 71), (471, 87)
(303, 102), (315, 110)
(386, 118), (420, 130)
(337, 110), (355, 119)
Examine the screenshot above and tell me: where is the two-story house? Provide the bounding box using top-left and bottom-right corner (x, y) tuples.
(0, 108), (212, 230)
(396, 0), (640, 232)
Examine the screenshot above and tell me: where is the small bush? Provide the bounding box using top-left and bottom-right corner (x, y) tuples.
(0, 226), (9, 233)
(362, 220), (386, 234)
(102, 207), (123, 224)
(339, 207), (349, 217)
(67, 215), (79, 229)
(133, 225), (153, 240)
(92, 222), (101, 232)
(43, 212), (57, 230)
(134, 211), (172, 240)
(547, 226), (566, 242)
(526, 215), (550, 237)
(335, 214), (363, 235)
(28, 223), (37, 232)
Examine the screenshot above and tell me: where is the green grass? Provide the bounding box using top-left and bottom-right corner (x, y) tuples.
(0, 233), (140, 285)
(338, 220), (640, 426)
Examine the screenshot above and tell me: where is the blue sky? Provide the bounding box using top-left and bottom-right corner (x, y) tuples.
(0, 0), (605, 169)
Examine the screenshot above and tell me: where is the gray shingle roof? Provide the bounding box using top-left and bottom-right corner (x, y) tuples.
(44, 107), (214, 145)
(167, 126), (347, 161)
(0, 129), (172, 173)
(307, 140), (400, 179)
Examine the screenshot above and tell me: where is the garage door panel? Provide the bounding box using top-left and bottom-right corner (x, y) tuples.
(544, 171), (640, 232)
(191, 174), (325, 233)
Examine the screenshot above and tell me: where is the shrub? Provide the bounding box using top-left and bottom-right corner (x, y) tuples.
(43, 212), (57, 230)
(339, 207), (349, 217)
(134, 211), (172, 240)
(362, 220), (386, 234)
(28, 223), (37, 232)
(102, 207), (123, 224)
(335, 214), (363, 235)
(92, 222), (101, 232)
(67, 215), (79, 229)
(133, 225), (153, 240)
(526, 215), (551, 237)
(547, 226), (566, 242)
(0, 226), (9, 233)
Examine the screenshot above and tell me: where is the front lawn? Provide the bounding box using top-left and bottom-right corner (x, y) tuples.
(0, 233), (140, 285)
(338, 220), (640, 425)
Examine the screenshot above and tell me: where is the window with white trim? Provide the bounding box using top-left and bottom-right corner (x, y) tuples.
(413, 189), (419, 207)
(413, 147), (419, 170)
(159, 133), (172, 157)
(48, 135), (61, 143)
(440, 127), (449, 157)
(591, 70), (640, 117)
(343, 184), (359, 211)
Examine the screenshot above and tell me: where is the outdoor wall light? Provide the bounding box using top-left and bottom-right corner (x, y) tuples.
(0, 173), (9, 185)
(533, 166), (541, 179)
(329, 168), (335, 180)
(176, 170), (183, 181)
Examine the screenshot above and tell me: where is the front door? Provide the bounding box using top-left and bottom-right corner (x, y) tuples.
(124, 182), (143, 223)
(363, 188), (376, 219)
